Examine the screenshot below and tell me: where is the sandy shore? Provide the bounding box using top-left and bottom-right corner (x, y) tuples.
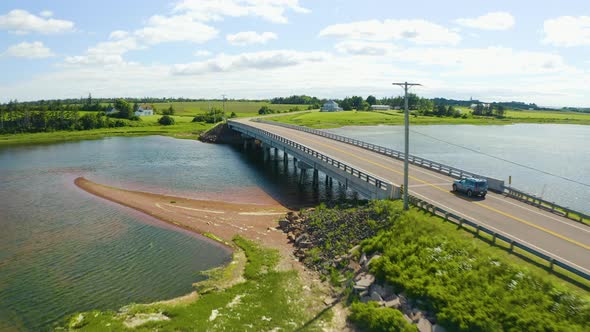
(75, 177), (298, 265)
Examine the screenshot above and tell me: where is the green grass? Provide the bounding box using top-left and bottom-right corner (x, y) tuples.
(0, 115), (213, 146)
(152, 101), (308, 117)
(62, 236), (331, 331)
(296, 200), (590, 331)
(268, 109), (590, 128)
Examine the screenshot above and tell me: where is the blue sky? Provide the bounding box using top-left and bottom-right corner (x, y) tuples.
(0, 0), (589, 106)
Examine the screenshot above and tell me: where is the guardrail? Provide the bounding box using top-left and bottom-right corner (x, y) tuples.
(505, 187), (589, 224)
(253, 119), (506, 191)
(255, 119), (590, 224)
(229, 121), (393, 196)
(409, 194), (590, 282)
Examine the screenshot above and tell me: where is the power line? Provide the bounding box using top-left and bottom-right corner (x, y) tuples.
(409, 129), (590, 188)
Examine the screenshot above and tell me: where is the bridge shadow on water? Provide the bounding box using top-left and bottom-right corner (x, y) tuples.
(228, 144), (355, 210)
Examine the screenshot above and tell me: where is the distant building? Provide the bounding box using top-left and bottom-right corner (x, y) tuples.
(105, 107), (118, 115)
(320, 100), (343, 112)
(369, 105), (391, 111)
(134, 104), (154, 116)
(470, 103), (490, 110)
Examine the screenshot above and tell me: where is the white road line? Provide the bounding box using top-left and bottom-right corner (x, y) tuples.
(410, 191), (590, 275)
(270, 125), (590, 234)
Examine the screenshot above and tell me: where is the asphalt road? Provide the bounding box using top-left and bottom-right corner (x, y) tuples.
(236, 118), (590, 275)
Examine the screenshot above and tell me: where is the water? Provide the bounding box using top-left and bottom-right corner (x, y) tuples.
(328, 124), (590, 214)
(0, 135), (339, 331)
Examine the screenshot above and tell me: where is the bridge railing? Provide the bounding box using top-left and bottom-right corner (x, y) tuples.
(504, 187), (589, 224)
(255, 119), (590, 224)
(253, 119), (505, 191)
(229, 121), (393, 195)
(408, 194), (590, 282)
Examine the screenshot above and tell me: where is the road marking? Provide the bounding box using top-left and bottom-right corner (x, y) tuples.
(262, 123), (590, 233)
(473, 202), (590, 250)
(262, 124), (590, 251)
(410, 191), (590, 275)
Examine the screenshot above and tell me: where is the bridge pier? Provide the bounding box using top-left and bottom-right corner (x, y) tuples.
(312, 169), (319, 188)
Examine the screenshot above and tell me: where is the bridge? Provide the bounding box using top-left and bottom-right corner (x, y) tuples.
(228, 117), (590, 282)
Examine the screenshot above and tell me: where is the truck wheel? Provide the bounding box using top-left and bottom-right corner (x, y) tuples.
(452, 184), (457, 192)
(481, 193), (486, 198)
(467, 190), (473, 197)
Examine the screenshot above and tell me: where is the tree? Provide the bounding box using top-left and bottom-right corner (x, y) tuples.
(350, 96), (365, 110)
(417, 99), (434, 115)
(366, 95), (377, 105)
(158, 115), (175, 125)
(495, 105), (506, 118)
(229, 112), (237, 118)
(114, 99), (132, 119)
(163, 105), (175, 115)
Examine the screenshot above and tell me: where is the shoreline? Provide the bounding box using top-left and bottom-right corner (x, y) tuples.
(72, 176), (311, 296)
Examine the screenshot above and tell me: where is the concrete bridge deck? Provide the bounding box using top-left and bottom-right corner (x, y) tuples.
(230, 117), (590, 276)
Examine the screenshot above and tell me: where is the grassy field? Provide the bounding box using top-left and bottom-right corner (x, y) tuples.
(268, 109), (590, 128)
(63, 236), (331, 331)
(152, 101), (308, 117)
(295, 201), (590, 331)
(0, 115), (212, 146)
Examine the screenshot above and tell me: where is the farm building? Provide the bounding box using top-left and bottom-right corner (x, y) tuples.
(369, 105), (391, 111)
(134, 104), (154, 116)
(320, 100), (343, 112)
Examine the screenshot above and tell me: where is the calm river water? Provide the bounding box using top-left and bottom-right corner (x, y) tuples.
(329, 124), (589, 214)
(0, 136), (335, 331)
(1, 123), (587, 330)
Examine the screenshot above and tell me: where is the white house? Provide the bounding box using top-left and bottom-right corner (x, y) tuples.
(134, 104), (154, 116)
(470, 103), (490, 110)
(320, 100), (343, 112)
(369, 105), (391, 111)
(105, 107), (118, 115)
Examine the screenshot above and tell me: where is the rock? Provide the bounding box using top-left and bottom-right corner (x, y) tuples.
(432, 324), (447, 332)
(403, 314), (413, 325)
(323, 297), (336, 306)
(384, 297), (401, 309)
(355, 273), (375, 288)
(411, 310), (424, 323)
(360, 295), (372, 303)
(353, 284), (369, 293)
(295, 233), (309, 244)
(359, 253), (368, 266)
(370, 291), (383, 302)
(349, 245), (361, 254)
(370, 284), (393, 300)
(287, 232), (296, 242)
(278, 219), (289, 230)
(416, 318), (432, 332)
(298, 241), (313, 248)
(366, 254), (382, 267)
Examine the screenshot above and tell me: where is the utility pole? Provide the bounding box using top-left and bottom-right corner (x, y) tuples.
(392, 82), (421, 210)
(221, 94), (227, 122)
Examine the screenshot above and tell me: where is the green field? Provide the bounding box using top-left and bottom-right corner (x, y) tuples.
(268, 109), (590, 128)
(152, 101), (308, 117)
(0, 115), (212, 146)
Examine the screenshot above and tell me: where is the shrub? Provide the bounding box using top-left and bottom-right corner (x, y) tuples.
(349, 302), (416, 332)
(158, 115), (175, 125)
(230, 112), (237, 118)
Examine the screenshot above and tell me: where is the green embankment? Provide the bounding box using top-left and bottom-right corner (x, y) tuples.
(0, 115), (213, 146)
(267, 109), (590, 128)
(295, 201), (590, 332)
(63, 236), (331, 331)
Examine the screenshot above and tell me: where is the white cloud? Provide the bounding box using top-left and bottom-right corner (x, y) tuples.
(135, 14), (218, 44)
(40, 10), (53, 18)
(226, 31), (277, 45)
(64, 38), (141, 66)
(543, 16), (590, 46)
(3, 41), (54, 59)
(109, 30), (129, 40)
(0, 9), (74, 34)
(319, 19), (461, 45)
(334, 40), (397, 56)
(171, 50), (329, 75)
(194, 50), (212, 57)
(455, 12), (515, 30)
(173, 0), (309, 24)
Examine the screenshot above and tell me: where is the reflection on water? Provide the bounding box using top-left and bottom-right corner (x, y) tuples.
(0, 135), (349, 331)
(328, 124), (590, 213)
